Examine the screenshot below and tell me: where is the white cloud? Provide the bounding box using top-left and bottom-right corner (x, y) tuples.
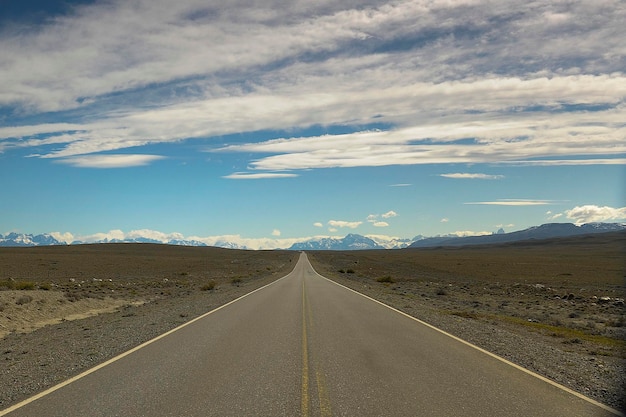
(451, 230), (492, 237)
(440, 173), (504, 180)
(564, 205), (626, 224)
(313, 222), (323, 228)
(0, 0), (624, 178)
(547, 211), (564, 220)
(73, 229), (318, 250)
(55, 154), (165, 168)
(381, 210), (398, 219)
(502, 159), (626, 166)
(496, 223), (516, 229)
(328, 228), (338, 233)
(440, 218), (449, 223)
(328, 220), (362, 229)
(49, 231), (75, 244)
(368, 211), (397, 225)
(222, 172), (298, 179)
(271, 229), (281, 237)
(465, 199), (555, 206)
(218, 104), (626, 172)
(80, 229), (126, 242)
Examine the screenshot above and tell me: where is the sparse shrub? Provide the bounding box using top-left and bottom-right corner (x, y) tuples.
(14, 281), (36, 290)
(201, 281), (216, 291)
(0, 280), (14, 290)
(231, 277), (242, 286)
(338, 269), (346, 273)
(39, 283), (52, 291)
(376, 276), (395, 283)
(451, 311), (478, 319)
(16, 295), (33, 305)
(436, 288), (448, 296)
(346, 269), (355, 274)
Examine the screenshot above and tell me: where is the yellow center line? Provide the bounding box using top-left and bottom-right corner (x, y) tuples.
(316, 370), (332, 417)
(302, 279), (310, 417)
(302, 272), (333, 417)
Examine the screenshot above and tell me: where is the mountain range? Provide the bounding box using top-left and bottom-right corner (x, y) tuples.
(1, 223), (624, 250)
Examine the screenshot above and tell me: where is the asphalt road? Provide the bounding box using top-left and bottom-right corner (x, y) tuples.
(1, 253), (621, 416)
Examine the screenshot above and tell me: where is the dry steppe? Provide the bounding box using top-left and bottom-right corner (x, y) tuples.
(1, 234), (624, 412)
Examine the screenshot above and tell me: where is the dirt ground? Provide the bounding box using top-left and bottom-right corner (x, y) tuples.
(0, 244), (297, 338)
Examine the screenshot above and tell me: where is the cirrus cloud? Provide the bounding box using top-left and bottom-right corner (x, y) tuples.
(55, 154), (166, 168)
(441, 173), (505, 180)
(464, 199), (556, 206)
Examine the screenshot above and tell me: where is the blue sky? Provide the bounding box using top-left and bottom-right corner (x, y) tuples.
(1, 0), (625, 249)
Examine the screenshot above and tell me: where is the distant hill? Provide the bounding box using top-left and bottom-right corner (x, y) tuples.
(408, 222), (626, 248)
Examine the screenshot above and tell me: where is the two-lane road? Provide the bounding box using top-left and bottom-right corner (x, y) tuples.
(2, 253), (621, 416)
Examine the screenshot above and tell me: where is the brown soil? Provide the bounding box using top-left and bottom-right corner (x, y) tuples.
(0, 244), (297, 338)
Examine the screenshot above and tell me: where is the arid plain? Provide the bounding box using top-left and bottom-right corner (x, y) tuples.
(1, 233), (624, 412)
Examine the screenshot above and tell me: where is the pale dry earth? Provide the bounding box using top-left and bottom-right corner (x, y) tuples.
(1, 236), (624, 413)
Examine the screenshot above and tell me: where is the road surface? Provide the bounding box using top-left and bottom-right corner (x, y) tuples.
(1, 253), (621, 416)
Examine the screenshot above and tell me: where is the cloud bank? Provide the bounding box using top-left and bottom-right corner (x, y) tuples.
(564, 205), (626, 225)
(0, 0), (623, 174)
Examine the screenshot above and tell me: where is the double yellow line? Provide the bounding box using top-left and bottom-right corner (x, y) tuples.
(301, 278), (332, 417)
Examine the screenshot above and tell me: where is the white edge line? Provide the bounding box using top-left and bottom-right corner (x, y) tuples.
(0, 271), (295, 416)
(305, 256), (625, 417)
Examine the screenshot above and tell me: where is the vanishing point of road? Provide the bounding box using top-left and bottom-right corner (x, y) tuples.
(1, 253), (621, 417)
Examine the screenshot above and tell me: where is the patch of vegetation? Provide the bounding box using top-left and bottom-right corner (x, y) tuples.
(231, 277), (243, 286)
(448, 310), (479, 319)
(0, 280), (36, 290)
(494, 314), (626, 351)
(200, 280), (216, 291)
(376, 276), (395, 283)
(346, 269), (355, 274)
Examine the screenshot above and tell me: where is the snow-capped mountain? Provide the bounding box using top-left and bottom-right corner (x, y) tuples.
(289, 234), (385, 250)
(1, 223), (624, 249)
(0, 233), (65, 247)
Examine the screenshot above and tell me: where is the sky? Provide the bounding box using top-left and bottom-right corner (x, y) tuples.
(0, 0), (625, 249)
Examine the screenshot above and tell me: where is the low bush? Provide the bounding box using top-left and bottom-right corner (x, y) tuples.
(0, 280), (37, 290)
(376, 276), (395, 283)
(200, 281), (216, 291)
